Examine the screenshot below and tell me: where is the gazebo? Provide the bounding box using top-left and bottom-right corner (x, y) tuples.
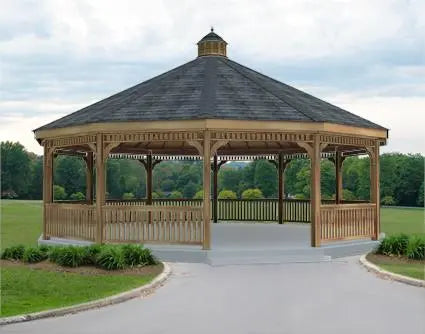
(35, 29), (388, 250)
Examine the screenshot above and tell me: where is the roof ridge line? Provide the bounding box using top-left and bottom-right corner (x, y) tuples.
(219, 58), (317, 122)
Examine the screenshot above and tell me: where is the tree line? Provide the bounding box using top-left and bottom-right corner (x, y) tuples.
(1, 141), (424, 207)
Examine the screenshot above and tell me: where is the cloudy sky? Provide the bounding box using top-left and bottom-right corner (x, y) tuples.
(1, 0), (424, 155)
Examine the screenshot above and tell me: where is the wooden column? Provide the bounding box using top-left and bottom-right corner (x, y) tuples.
(370, 141), (380, 240)
(213, 154), (218, 223)
(85, 151), (94, 204)
(42, 145), (54, 240)
(203, 131), (212, 249)
(311, 136), (322, 247)
(335, 152), (344, 204)
(95, 134), (105, 244)
(146, 153), (153, 205)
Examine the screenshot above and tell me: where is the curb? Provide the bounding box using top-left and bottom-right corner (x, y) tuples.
(0, 262), (172, 326)
(359, 255), (424, 288)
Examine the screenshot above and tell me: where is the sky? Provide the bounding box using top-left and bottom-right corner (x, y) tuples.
(1, 0), (424, 155)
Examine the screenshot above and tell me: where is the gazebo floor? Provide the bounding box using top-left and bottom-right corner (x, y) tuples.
(39, 223), (379, 265)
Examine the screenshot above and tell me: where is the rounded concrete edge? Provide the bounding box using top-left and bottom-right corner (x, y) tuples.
(0, 262), (172, 326)
(359, 254), (424, 288)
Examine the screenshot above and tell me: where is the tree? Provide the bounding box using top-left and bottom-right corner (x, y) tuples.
(381, 195), (396, 206)
(342, 189), (356, 201)
(218, 190), (237, 199)
(417, 182), (424, 207)
(54, 156), (85, 196)
(218, 167), (240, 193)
(53, 185), (67, 200)
(1, 142), (32, 198)
(254, 160), (277, 197)
(241, 188), (264, 199)
(183, 181), (197, 198)
(169, 191), (183, 199)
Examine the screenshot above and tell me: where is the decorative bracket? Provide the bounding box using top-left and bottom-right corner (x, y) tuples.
(186, 140), (203, 156)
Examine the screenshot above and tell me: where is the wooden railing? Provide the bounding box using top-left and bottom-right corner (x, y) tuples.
(218, 199), (278, 221)
(45, 203), (96, 241)
(103, 205), (203, 245)
(320, 203), (376, 241)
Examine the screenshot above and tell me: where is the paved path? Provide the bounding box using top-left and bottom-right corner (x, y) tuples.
(3, 256), (424, 334)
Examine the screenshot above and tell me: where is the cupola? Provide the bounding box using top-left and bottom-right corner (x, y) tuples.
(197, 27), (227, 57)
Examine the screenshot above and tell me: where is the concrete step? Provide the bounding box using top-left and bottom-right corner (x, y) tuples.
(207, 253), (331, 266)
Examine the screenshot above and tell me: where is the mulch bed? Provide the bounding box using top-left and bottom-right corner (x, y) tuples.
(0, 259), (163, 276)
(366, 253), (425, 266)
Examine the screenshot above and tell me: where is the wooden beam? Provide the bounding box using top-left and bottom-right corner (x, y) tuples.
(85, 152), (94, 204)
(370, 141), (380, 240)
(311, 135), (322, 247)
(202, 131), (212, 249)
(278, 155), (291, 224)
(95, 134), (105, 243)
(335, 152), (345, 204)
(213, 155), (218, 224)
(146, 153), (153, 205)
(42, 145), (54, 240)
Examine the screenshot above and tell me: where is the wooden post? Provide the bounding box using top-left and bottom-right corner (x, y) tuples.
(203, 131), (212, 249)
(371, 141), (380, 240)
(213, 155), (218, 223)
(335, 152), (344, 204)
(278, 153), (284, 224)
(42, 145), (53, 240)
(95, 134), (105, 244)
(311, 136), (322, 247)
(85, 151), (94, 204)
(146, 153), (153, 205)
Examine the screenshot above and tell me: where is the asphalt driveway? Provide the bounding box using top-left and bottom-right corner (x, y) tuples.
(3, 256), (424, 334)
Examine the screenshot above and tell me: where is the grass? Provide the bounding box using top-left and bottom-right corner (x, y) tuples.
(366, 253), (424, 280)
(1, 200), (423, 250)
(0, 264), (159, 317)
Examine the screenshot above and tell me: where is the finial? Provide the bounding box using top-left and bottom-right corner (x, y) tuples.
(211, 26), (214, 32)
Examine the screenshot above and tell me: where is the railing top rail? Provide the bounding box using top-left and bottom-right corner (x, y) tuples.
(102, 205), (203, 211)
(47, 203), (96, 209)
(321, 203), (376, 209)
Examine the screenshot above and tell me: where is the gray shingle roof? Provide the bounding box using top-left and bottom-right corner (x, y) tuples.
(36, 56), (386, 131)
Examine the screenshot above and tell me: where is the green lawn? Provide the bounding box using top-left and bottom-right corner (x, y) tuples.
(1, 200), (423, 250)
(366, 254), (424, 280)
(1, 265), (158, 317)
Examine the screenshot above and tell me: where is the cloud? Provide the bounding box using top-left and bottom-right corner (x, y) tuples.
(0, 0), (423, 155)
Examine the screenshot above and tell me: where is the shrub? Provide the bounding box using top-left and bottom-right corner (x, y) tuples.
(193, 190), (203, 199)
(96, 246), (126, 270)
(218, 190), (237, 199)
(121, 244), (156, 267)
(342, 189), (356, 201)
(406, 236), (425, 260)
(23, 247), (48, 263)
(53, 246), (87, 267)
(70, 192), (85, 201)
(122, 192), (135, 200)
(241, 188), (264, 199)
(1, 245), (25, 260)
(376, 234), (409, 256)
(82, 244), (104, 265)
(381, 196), (396, 206)
(53, 185), (67, 200)
(169, 191), (183, 199)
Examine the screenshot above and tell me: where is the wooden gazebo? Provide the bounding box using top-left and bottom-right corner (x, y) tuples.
(35, 29), (388, 249)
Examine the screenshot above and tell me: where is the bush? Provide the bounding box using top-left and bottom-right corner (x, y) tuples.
(70, 192), (85, 201)
(169, 191), (183, 199)
(23, 247), (48, 263)
(53, 185), (67, 200)
(96, 246), (126, 270)
(218, 190), (237, 199)
(122, 244), (156, 267)
(406, 236), (425, 260)
(381, 195), (396, 206)
(52, 246), (87, 267)
(1, 245), (25, 260)
(376, 234), (409, 256)
(122, 192), (135, 200)
(82, 244), (104, 265)
(193, 190), (203, 199)
(241, 188), (264, 199)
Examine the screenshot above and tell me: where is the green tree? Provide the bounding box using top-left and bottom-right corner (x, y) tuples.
(122, 192), (135, 200)
(417, 182), (424, 207)
(218, 190), (237, 199)
(193, 190), (203, 199)
(53, 185), (67, 200)
(0, 142), (32, 198)
(381, 195), (396, 206)
(183, 181), (197, 198)
(254, 160), (277, 197)
(54, 156), (85, 196)
(342, 189), (356, 201)
(241, 188), (264, 199)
